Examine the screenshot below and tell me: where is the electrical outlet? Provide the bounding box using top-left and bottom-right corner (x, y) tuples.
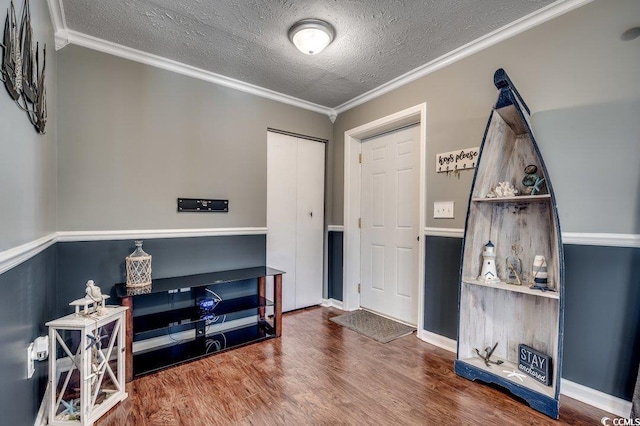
(434, 201), (455, 218)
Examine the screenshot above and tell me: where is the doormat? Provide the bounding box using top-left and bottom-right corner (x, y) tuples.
(330, 310), (416, 343)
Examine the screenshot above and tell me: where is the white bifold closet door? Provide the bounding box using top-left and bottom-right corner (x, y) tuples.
(267, 131), (325, 312)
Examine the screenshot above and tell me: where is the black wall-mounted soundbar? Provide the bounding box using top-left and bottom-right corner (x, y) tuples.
(177, 198), (229, 213)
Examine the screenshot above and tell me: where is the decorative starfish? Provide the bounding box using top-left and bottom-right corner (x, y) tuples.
(85, 329), (107, 350)
(59, 398), (79, 415)
(503, 369), (527, 382)
(531, 177), (545, 195)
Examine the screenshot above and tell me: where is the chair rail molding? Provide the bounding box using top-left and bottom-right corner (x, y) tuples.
(0, 228), (268, 274)
(424, 228), (640, 248)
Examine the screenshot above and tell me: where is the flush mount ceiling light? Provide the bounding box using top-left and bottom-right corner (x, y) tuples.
(288, 19), (335, 55)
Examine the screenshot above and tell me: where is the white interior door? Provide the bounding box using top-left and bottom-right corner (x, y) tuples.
(360, 125), (420, 325)
(267, 132), (325, 312)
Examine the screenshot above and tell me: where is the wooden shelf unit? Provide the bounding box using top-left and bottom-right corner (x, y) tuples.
(455, 69), (564, 419)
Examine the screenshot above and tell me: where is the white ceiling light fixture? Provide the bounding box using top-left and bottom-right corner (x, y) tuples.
(288, 19), (335, 55)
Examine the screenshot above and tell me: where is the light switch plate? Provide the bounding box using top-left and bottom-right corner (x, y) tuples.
(434, 201), (454, 218)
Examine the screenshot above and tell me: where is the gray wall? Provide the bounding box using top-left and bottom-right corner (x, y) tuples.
(331, 0), (640, 234)
(0, 247), (57, 426)
(0, 0), (57, 424)
(56, 45), (333, 231)
(0, 0), (57, 251)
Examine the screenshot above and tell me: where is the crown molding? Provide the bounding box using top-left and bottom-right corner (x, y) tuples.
(333, 0), (595, 114)
(63, 30), (334, 116)
(46, 0), (66, 34)
(44, 0), (336, 119)
(46, 0), (592, 118)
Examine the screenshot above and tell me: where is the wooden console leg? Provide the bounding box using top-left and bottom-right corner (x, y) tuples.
(274, 273), (282, 337)
(258, 276), (266, 320)
(121, 296), (133, 383)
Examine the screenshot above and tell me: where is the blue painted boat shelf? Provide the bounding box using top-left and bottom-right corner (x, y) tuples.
(456, 69), (564, 419)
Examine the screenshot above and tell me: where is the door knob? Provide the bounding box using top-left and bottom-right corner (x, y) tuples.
(309, 211), (313, 218)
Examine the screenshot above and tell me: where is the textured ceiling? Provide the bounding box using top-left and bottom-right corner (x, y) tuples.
(60, 0), (555, 108)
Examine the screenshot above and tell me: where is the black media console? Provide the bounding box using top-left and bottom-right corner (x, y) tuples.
(115, 266), (284, 381)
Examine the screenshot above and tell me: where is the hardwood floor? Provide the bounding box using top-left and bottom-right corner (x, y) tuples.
(98, 307), (610, 425)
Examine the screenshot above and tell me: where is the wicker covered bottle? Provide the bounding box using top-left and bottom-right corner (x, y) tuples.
(126, 241), (152, 288)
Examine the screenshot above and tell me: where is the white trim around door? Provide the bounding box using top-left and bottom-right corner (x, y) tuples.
(343, 103), (427, 330)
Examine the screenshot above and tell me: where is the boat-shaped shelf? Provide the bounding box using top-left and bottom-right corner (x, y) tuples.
(454, 69), (564, 419)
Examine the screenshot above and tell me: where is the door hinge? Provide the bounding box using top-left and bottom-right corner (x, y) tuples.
(358, 153), (362, 164)
(358, 218), (362, 228)
(358, 283), (361, 293)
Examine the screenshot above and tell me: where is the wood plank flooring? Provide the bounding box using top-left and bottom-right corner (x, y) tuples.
(98, 307), (611, 425)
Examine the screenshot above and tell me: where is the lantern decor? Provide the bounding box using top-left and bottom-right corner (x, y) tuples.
(125, 241), (152, 289)
(478, 240), (500, 283)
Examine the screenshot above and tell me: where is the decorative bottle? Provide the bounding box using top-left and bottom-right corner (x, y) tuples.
(126, 241), (152, 288)
(505, 244), (523, 285)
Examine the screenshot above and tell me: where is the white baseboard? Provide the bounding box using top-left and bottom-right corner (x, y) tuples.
(321, 298), (344, 310)
(561, 379), (632, 418)
(417, 329), (457, 353)
(418, 330), (633, 418)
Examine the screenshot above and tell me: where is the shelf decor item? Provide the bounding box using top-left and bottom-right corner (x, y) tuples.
(46, 306), (128, 425)
(522, 165), (546, 195)
(1, 0), (47, 133)
(478, 241), (500, 283)
(505, 244), (523, 285)
(125, 241), (152, 289)
(531, 255), (550, 291)
(455, 69), (564, 419)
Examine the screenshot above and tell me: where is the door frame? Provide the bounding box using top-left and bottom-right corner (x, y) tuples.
(343, 103), (427, 329)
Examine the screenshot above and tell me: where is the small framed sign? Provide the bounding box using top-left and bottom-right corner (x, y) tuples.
(436, 147), (479, 173)
(518, 344), (552, 386)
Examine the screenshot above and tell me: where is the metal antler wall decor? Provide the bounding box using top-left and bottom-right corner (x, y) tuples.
(1, 0), (47, 134)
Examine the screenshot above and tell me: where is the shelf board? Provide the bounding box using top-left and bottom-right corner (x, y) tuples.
(458, 356), (555, 399)
(462, 278), (559, 299)
(115, 266), (285, 298)
(133, 295), (273, 335)
(472, 194), (551, 203)
(133, 320), (275, 377)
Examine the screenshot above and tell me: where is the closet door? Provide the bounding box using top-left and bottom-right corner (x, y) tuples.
(267, 131), (325, 312)
(295, 138), (325, 309)
(266, 132), (298, 312)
